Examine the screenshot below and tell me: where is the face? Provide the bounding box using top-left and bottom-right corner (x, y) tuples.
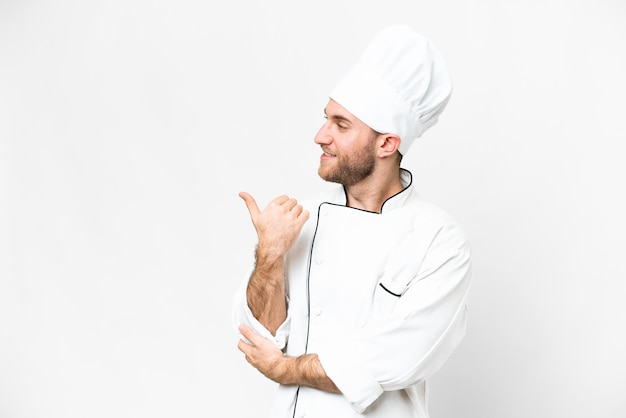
(314, 100), (379, 187)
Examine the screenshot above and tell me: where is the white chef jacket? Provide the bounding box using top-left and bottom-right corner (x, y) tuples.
(233, 169), (472, 418)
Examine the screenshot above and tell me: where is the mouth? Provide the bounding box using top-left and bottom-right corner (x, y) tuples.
(320, 150), (336, 162)
(321, 147), (336, 158)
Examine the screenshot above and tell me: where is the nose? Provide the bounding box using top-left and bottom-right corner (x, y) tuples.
(314, 121), (332, 145)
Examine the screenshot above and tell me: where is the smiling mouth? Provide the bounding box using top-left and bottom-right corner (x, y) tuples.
(321, 147), (336, 158)
(320, 151), (336, 163)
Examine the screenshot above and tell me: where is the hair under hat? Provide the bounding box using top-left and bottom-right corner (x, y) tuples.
(329, 24), (452, 155)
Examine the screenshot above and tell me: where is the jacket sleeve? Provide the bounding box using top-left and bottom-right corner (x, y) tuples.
(316, 220), (472, 413)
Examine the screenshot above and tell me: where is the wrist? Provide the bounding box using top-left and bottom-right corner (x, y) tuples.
(276, 355), (298, 386)
(255, 243), (285, 267)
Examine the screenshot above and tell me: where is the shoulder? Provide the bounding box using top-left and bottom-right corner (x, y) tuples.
(406, 191), (471, 251)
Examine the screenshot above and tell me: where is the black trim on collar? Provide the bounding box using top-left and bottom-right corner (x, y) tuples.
(379, 283), (402, 297)
(381, 168), (412, 212)
(337, 168), (413, 214)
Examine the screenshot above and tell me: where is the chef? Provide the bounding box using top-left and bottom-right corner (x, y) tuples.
(233, 24), (472, 418)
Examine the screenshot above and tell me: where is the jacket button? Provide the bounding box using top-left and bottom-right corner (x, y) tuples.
(312, 307), (322, 316)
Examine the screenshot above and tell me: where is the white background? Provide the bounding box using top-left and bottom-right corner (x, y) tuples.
(1, 1), (625, 417)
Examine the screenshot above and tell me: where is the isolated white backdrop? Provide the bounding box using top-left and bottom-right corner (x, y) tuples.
(1, 1), (625, 417)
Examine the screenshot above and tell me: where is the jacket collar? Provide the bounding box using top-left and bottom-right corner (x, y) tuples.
(379, 168), (413, 213)
(327, 168), (414, 213)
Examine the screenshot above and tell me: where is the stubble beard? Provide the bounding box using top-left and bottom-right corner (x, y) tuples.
(318, 142), (376, 187)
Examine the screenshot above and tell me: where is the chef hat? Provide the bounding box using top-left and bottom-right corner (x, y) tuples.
(329, 24), (452, 155)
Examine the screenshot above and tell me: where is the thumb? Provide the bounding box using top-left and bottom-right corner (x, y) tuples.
(239, 192), (261, 220)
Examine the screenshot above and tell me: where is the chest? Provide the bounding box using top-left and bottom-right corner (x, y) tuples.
(303, 204), (415, 320)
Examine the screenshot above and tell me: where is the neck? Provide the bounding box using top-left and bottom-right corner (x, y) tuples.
(344, 168), (404, 213)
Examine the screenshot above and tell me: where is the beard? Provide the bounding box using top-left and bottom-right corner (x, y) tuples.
(318, 141), (376, 187)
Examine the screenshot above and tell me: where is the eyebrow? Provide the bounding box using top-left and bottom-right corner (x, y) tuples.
(323, 108), (352, 124)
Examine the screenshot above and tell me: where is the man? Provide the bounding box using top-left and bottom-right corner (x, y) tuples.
(233, 24), (472, 418)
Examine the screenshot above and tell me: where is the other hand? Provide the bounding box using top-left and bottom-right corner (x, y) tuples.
(237, 324), (287, 384)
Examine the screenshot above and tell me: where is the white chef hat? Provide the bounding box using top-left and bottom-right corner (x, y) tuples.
(329, 24), (452, 155)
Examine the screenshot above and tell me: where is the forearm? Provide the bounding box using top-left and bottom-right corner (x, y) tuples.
(281, 354), (340, 393)
(246, 244), (287, 335)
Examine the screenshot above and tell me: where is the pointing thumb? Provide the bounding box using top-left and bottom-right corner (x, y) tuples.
(239, 192), (260, 220)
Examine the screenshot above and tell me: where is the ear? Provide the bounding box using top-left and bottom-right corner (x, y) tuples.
(377, 133), (401, 159)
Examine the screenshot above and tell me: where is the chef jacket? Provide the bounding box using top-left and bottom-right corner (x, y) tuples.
(233, 169), (472, 418)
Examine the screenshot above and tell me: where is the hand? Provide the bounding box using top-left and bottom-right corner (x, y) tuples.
(238, 324), (287, 384)
(239, 192), (310, 258)
(237, 325), (340, 392)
